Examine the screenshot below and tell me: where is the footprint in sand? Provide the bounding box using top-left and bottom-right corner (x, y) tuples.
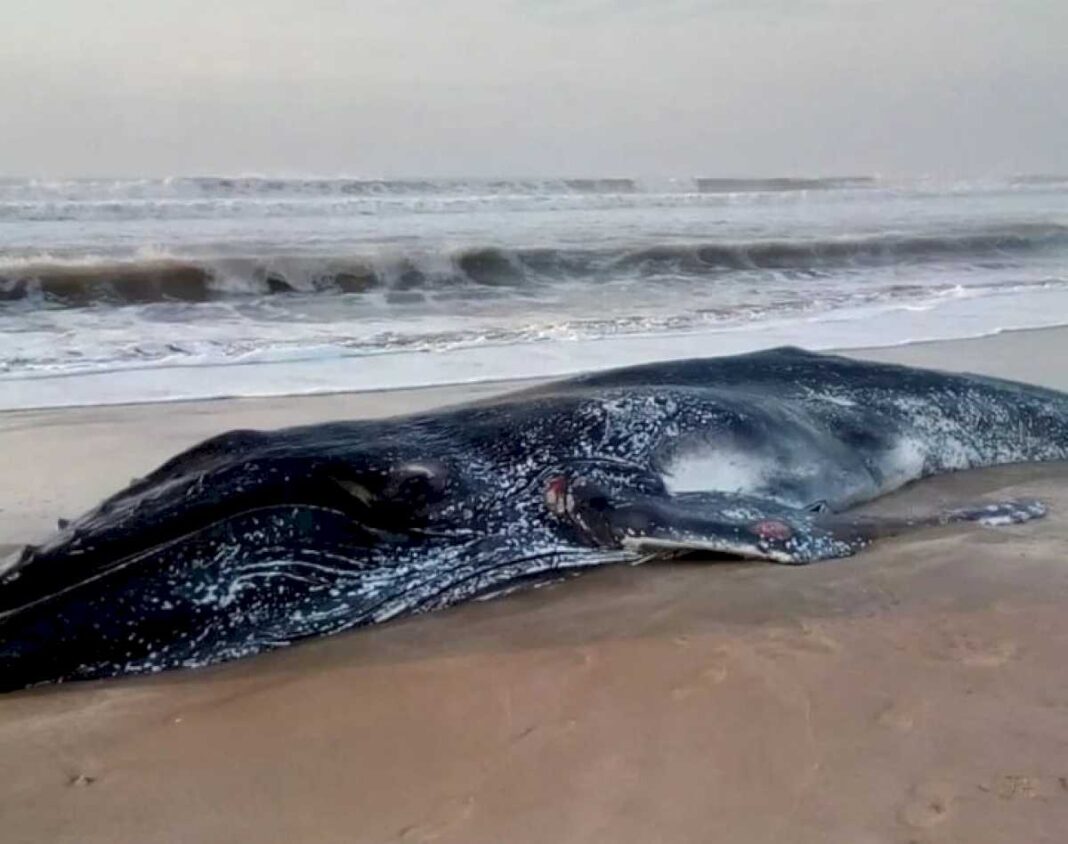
(670, 648), (731, 700)
(398, 795), (476, 843)
(876, 699), (922, 732)
(797, 621), (844, 655)
(994, 774), (1040, 800)
(899, 781), (957, 829)
(933, 631), (1019, 667)
(752, 622), (843, 660)
(977, 773), (1058, 801)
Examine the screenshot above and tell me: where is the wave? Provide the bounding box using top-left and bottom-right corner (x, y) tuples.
(179, 177), (644, 196)
(0, 174), (902, 204)
(5, 176), (1065, 225)
(0, 176), (648, 202)
(5, 175), (1067, 206)
(3, 225), (1066, 307)
(694, 177), (874, 193)
(0, 191), (715, 224)
(1012, 174), (1068, 186)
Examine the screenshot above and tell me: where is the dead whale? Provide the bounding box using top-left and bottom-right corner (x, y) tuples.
(1, 347), (1065, 690)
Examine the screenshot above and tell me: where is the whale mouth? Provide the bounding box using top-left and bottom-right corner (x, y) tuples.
(540, 473), (850, 564)
(619, 535), (789, 563)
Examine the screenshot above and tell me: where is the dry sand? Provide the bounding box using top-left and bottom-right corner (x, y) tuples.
(2, 327), (1068, 843)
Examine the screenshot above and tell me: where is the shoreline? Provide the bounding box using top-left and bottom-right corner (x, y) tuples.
(4, 283), (1068, 411)
(2, 321), (1067, 417)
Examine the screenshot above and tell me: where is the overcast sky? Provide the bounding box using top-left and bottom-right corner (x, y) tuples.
(1, 0), (1065, 178)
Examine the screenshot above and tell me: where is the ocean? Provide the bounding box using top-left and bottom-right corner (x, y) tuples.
(1, 175), (1066, 410)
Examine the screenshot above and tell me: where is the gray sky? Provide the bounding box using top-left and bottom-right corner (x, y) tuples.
(2, 0), (1065, 177)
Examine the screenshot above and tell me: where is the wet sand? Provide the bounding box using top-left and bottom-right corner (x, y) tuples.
(2, 328), (1068, 843)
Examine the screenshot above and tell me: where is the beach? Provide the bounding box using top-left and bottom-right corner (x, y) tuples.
(2, 327), (1068, 843)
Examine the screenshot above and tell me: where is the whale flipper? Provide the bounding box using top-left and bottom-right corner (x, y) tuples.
(822, 498), (1047, 543)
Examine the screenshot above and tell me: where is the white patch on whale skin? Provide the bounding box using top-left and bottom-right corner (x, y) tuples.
(820, 395), (857, 408)
(661, 447), (775, 495)
(877, 437), (929, 493)
(801, 387), (857, 408)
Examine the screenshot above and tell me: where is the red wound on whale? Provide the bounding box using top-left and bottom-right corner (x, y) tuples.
(750, 519), (793, 541)
(544, 476), (570, 516)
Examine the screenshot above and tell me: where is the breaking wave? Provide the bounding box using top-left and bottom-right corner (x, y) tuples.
(0, 175), (877, 224)
(0, 175), (858, 201)
(694, 177), (874, 192)
(3, 225), (1065, 307)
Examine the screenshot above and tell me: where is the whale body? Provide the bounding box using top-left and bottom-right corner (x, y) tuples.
(1, 347), (1066, 690)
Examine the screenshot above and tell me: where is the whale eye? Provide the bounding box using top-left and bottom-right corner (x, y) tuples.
(570, 478), (612, 512)
(384, 462), (448, 504)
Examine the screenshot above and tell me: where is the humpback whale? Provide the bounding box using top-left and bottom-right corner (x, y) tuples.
(1, 347), (1066, 690)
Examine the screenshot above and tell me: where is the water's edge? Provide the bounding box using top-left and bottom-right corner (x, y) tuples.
(5, 290), (1066, 412)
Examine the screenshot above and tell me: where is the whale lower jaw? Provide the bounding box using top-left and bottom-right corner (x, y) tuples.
(621, 536), (798, 565)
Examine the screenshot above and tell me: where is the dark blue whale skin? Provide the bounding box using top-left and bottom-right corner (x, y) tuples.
(2, 347), (1066, 690)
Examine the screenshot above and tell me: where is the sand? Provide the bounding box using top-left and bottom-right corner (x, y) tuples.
(2, 327), (1068, 843)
